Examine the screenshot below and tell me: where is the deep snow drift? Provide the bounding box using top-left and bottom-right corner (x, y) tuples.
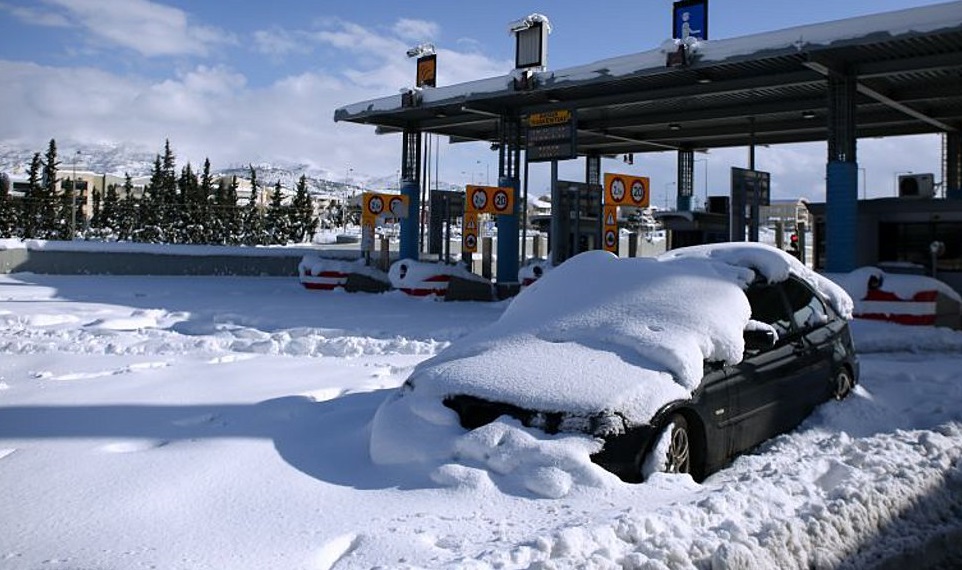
(1, 271), (961, 569)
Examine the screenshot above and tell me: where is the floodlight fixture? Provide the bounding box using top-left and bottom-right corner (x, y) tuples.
(510, 13), (551, 70)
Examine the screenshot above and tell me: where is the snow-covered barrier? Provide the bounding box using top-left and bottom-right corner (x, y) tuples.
(518, 258), (552, 288)
(388, 259), (492, 300)
(830, 267), (962, 329)
(298, 256), (390, 293)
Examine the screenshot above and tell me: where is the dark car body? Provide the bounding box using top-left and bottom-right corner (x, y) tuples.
(445, 273), (859, 483)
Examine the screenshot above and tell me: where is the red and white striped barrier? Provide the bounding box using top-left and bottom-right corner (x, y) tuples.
(855, 288), (938, 326)
(299, 269), (349, 291)
(399, 274), (451, 297)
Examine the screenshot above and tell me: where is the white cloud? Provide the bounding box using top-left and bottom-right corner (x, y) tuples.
(392, 18), (439, 43)
(40, 0), (234, 58)
(253, 27), (312, 57)
(0, 3), (70, 27)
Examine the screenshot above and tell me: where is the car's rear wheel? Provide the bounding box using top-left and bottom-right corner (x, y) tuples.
(833, 368), (853, 401)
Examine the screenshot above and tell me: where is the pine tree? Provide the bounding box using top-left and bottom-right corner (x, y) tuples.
(137, 155), (164, 242)
(176, 163), (198, 244)
(99, 182), (121, 238)
(22, 153), (43, 238)
(266, 180), (289, 244)
(243, 164), (265, 245)
(89, 187), (102, 231)
(289, 174), (317, 243)
(0, 173), (13, 238)
(196, 158), (215, 244)
(222, 176), (241, 245)
(117, 174), (137, 241)
(41, 139), (60, 239)
(160, 139), (179, 236)
(55, 176), (75, 241)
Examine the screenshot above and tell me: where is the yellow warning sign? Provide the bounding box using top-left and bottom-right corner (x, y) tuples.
(603, 204), (619, 254)
(462, 211), (479, 253)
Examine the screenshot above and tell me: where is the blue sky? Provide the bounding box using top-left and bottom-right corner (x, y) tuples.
(0, 0), (947, 202)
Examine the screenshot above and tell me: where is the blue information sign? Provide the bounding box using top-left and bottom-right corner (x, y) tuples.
(673, 0), (708, 41)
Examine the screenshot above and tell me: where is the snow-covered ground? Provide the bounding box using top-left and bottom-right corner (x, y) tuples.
(2, 271), (962, 569)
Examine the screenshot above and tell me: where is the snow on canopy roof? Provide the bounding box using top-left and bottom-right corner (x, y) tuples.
(336, 2), (962, 118)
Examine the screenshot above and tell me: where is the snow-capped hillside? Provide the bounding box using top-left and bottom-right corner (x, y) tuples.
(0, 141), (461, 198)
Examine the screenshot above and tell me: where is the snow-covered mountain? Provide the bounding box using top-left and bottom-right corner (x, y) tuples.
(0, 141), (460, 198)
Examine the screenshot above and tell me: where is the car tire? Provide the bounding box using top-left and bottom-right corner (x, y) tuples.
(663, 415), (692, 474)
(833, 368), (853, 401)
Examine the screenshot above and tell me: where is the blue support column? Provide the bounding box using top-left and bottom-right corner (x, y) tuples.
(399, 178), (420, 261)
(947, 132), (962, 200)
(496, 175), (520, 283)
(826, 160), (858, 272)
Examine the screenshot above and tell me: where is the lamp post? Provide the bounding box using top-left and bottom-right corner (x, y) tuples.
(664, 182), (676, 210)
(694, 158), (709, 210)
(70, 150), (80, 239)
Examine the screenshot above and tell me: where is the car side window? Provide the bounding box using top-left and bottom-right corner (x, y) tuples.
(744, 283), (792, 340)
(782, 277), (829, 331)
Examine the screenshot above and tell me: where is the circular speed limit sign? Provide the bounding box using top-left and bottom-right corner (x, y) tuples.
(609, 178), (626, 203)
(471, 188), (488, 211)
(367, 195), (384, 216)
(493, 189), (510, 212)
(630, 180), (647, 204)
(604, 229), (617, 248)
(388, 196), (405, 218)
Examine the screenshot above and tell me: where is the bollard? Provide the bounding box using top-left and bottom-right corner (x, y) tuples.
(379, 236), (391, 271)
(775, 220), (784, 250)
(628, 232), (638, 258)
(482, 237), (493, 280)
(796, 222), (807, 266)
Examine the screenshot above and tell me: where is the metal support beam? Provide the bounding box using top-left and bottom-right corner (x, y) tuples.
(805, 61), (957, 133)
(497, 115), (522, 285)
(947, 132), (962, 200)
(399, 128), (422, 261)
(677, 147), (694, 211)
(824, 68), (859, 273)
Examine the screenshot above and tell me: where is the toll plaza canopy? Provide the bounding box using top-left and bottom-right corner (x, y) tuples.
(335, 2), (962, 156)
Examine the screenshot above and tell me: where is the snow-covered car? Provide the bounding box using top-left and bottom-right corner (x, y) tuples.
(370, 243), (859, 483)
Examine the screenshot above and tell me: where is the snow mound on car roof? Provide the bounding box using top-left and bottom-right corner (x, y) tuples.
(658, 242), (854, 318)
(409, 247), (767, 425)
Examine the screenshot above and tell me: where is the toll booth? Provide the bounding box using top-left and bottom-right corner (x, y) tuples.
(807, 197), (962, 296)
(428, 190), (464, 263)
(654, 195), (730, 250)
(548, 180), (603, 263)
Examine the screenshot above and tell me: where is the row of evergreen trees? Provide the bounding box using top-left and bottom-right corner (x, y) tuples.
(0, 139), (319, 246)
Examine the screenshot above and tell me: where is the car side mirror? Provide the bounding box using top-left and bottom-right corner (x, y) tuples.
(744, 329), (777, 351)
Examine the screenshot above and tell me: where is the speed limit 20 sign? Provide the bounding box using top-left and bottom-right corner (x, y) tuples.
(466, 185), (514, 214)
